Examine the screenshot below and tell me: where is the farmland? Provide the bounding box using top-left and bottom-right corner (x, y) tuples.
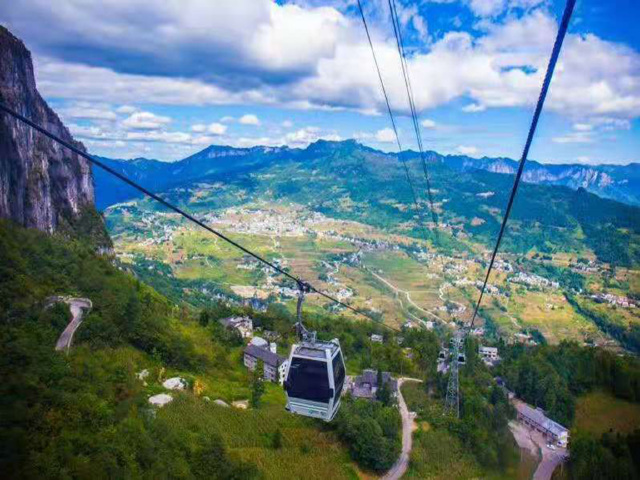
(106, 198), (639, 350)
(574, 391), (640, 436)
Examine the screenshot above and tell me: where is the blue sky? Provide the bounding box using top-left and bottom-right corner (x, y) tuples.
(1, 0), (639, 164)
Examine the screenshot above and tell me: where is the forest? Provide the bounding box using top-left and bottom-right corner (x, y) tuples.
(498, 341), (640, 425)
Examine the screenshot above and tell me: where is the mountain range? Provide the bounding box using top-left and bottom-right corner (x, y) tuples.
(95, 142), (640, 210)
(95, 139), (640, 267)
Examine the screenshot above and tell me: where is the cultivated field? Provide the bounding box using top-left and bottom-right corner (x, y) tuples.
(107, 200), (637, 348)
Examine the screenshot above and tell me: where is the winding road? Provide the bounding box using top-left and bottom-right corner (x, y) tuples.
(53, 297), (92, 352)
(365, 266), (446, 324)
(382, 377), (422, 480)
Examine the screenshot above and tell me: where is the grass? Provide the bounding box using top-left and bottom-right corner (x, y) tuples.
(574, 390), (640, 436)
(158, 396), (358, 480)
(405, 428), (483, 479)
(104, 315), (361, 480)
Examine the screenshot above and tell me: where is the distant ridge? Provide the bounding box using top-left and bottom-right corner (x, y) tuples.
(94, 140), (640, 209)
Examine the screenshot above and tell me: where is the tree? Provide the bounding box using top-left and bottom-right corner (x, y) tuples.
(376, 376), (393, 407)
(250, 360), (265, 408)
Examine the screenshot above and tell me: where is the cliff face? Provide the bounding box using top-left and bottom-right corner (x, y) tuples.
(0, 26), (97, 234)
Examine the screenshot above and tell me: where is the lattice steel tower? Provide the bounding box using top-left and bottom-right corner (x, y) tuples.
(444, 331), (462, 418)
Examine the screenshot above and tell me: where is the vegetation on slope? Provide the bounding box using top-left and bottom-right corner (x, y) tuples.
(0, 220), (362, 479)
(575, 391), (640, 436)
(498, 341), (640, 426)
(402, 341), (518, 478)
(99, 141), (640, 267)
(569, 429), (640, 480)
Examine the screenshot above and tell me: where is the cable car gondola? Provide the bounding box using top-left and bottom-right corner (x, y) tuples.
(283, 281), (346, 422)
(284, 337), (345, 422)
(457, 353), (466, 365)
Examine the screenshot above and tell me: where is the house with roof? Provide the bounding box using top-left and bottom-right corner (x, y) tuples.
(514, 401), (569, 447)
(479, 346), (500, 366)
(249, 336), (269, 349)
(244, 343), (288, 385)
(370, 334), (384, 343)
(219, 316), (253, 339)
(403, 320), (417, 329)
(349, 369), (398, 401)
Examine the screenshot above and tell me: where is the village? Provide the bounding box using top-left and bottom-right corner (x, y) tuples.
(108, 201), (631, 354)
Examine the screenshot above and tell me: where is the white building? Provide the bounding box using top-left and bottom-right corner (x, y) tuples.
(249, 336), (268, 349)
(370, 334), (384, 343)
(244, 343), (288, 385)
(479, 346), (499, 360)
(219, 316), (253, 339)
(515, 402), (569, 447)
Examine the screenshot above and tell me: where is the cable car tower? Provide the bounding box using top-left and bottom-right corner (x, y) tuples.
(444, 330), (464, 418)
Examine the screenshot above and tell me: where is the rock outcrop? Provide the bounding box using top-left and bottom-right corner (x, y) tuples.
(0, 26), (100, 235)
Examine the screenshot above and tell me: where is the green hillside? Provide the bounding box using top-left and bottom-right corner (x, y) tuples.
(0, 220), (364, 479)
(97, 141), (640, 267)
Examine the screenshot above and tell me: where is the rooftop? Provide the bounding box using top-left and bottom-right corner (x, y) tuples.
(515, 402), (568, 436)
(244, 344), (286, 367)
(353, 369), (398, 392)
(292, 340), (340, 359)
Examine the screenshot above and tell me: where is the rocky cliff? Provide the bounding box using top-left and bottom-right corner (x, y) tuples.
(0, 26), (109, 246)
(442, 154), (640, 206)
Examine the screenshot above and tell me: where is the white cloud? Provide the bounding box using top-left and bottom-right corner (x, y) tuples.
(116, 105), (137, 114)
(421, 118), (437, 128)
(462, 103), (486, 113)
(239, 114), (261, 125)
(283, 126), (341, 147)
(467, 0), (546, 18)
(121, 111), (172, 130)
(552, 131), (593, 144)
(468, 0), (505, 17)
(207, 122), (228, 135)
(5, 2), (638, 127)
(220, 116), (235, 123)
(576, 156), (590, 163)
(191, 124), (207, 133)
(61, 103), (117, 121)
(375, 128), (396, 143)
(572, 123), (593, 132)
(126, 130), (192, 143)
(282, 120), (294, 128)
(456, 145), (479, 155)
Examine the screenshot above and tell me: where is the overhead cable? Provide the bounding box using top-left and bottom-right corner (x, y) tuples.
(387, 0), (440, 231)
(0, 102), (402, 334)
(467, 0), (577, 330)
(356, 0), (432, 244)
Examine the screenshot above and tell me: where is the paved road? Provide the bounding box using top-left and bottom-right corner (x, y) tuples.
(534, 446), (567, 480)
(382, 378), (422, 480)
(509, 416), (568, 480)
(54, 297), (92, 352)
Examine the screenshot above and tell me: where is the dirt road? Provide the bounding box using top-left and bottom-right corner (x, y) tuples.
(382, 378), (422, 480)
(54, 297), (92, 352)
(365, 267), (445, 324)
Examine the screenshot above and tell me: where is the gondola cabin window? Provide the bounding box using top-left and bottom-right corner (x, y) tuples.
(332, 352), (346, 398)
(287, 357), (331, 402)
